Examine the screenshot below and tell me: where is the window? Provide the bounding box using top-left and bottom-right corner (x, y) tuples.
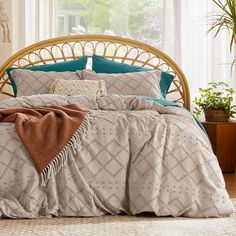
(57, 15), (66, 36)
(56, 0), (174, 55)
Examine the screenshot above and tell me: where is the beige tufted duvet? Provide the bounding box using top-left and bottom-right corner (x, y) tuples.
(0, 94), (233, 218)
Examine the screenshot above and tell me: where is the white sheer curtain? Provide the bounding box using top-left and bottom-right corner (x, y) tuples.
(24, 0), (56, 46)
(174, 0), (236, 106)
(0, 0), (56, 64)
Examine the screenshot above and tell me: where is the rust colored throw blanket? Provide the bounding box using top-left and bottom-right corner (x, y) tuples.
(0, 104), (89, 185)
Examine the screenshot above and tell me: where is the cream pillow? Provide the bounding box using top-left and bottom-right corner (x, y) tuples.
(49, 79), (107, 96)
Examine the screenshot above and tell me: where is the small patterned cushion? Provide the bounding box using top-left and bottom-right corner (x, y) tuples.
(49, 79), (107, 96)
(11, 69), (83, 97)
(81, 69), (163, 98)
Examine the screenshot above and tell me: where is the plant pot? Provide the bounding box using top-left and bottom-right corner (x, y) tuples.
(204, 109), (229, 122)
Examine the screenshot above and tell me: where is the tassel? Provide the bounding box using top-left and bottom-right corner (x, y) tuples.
(1, 23), (11, 43)
(0, 1), (11, 43)
(40, 112), (93, 187)
(5, 23), (10, 42)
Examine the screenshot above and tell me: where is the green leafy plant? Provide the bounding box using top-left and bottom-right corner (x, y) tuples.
(208, 0), (236, 51)
(194, 82), (236, 118)
(208, 0), (236, 68)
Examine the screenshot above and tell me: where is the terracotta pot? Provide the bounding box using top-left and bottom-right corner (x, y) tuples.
(204, 109), (229, 122)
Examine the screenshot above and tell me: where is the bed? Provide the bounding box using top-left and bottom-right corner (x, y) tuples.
(0, 35), (233, 218)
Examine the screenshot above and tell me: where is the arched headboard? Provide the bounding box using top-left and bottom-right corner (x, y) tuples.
(0, 35), (190, 110)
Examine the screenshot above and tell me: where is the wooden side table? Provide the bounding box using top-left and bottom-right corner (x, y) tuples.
(202, 121), (236, 173)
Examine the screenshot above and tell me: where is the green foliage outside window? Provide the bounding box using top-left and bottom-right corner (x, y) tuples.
(56, 0), (166, 47)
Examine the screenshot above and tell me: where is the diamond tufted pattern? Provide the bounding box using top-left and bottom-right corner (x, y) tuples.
(81, 70), (163, 98)
(11, 70), (83, 96)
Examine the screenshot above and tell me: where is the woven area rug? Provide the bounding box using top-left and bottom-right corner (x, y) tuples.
(0, 200), (235, 236)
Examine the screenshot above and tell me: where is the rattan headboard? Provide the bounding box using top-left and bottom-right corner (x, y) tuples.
(0, 35), (190, 110)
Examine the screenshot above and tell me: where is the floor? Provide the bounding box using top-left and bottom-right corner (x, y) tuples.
(224, 173), (236, 198)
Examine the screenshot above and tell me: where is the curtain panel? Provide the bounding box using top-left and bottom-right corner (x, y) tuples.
(0, 0), (56, 64)
(175, 0), (236, 106)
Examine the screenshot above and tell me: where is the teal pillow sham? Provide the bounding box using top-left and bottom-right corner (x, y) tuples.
(92, 55), (174, 98)
(160, 72), (174, 98)
(92, 55), (150, 73)
(7, 56), (88, 96)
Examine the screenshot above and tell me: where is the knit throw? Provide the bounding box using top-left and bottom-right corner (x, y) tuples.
(0, 104), (91, 186)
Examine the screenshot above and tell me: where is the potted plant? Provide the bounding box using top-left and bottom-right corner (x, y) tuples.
(209, 0), (236, 65)
(194, 82), (236, 122)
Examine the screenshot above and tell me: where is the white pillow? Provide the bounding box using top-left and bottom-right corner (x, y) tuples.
(11, 69), (83, 96)
(81, 69), (163, 98)
(49, 79), (107, 96)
